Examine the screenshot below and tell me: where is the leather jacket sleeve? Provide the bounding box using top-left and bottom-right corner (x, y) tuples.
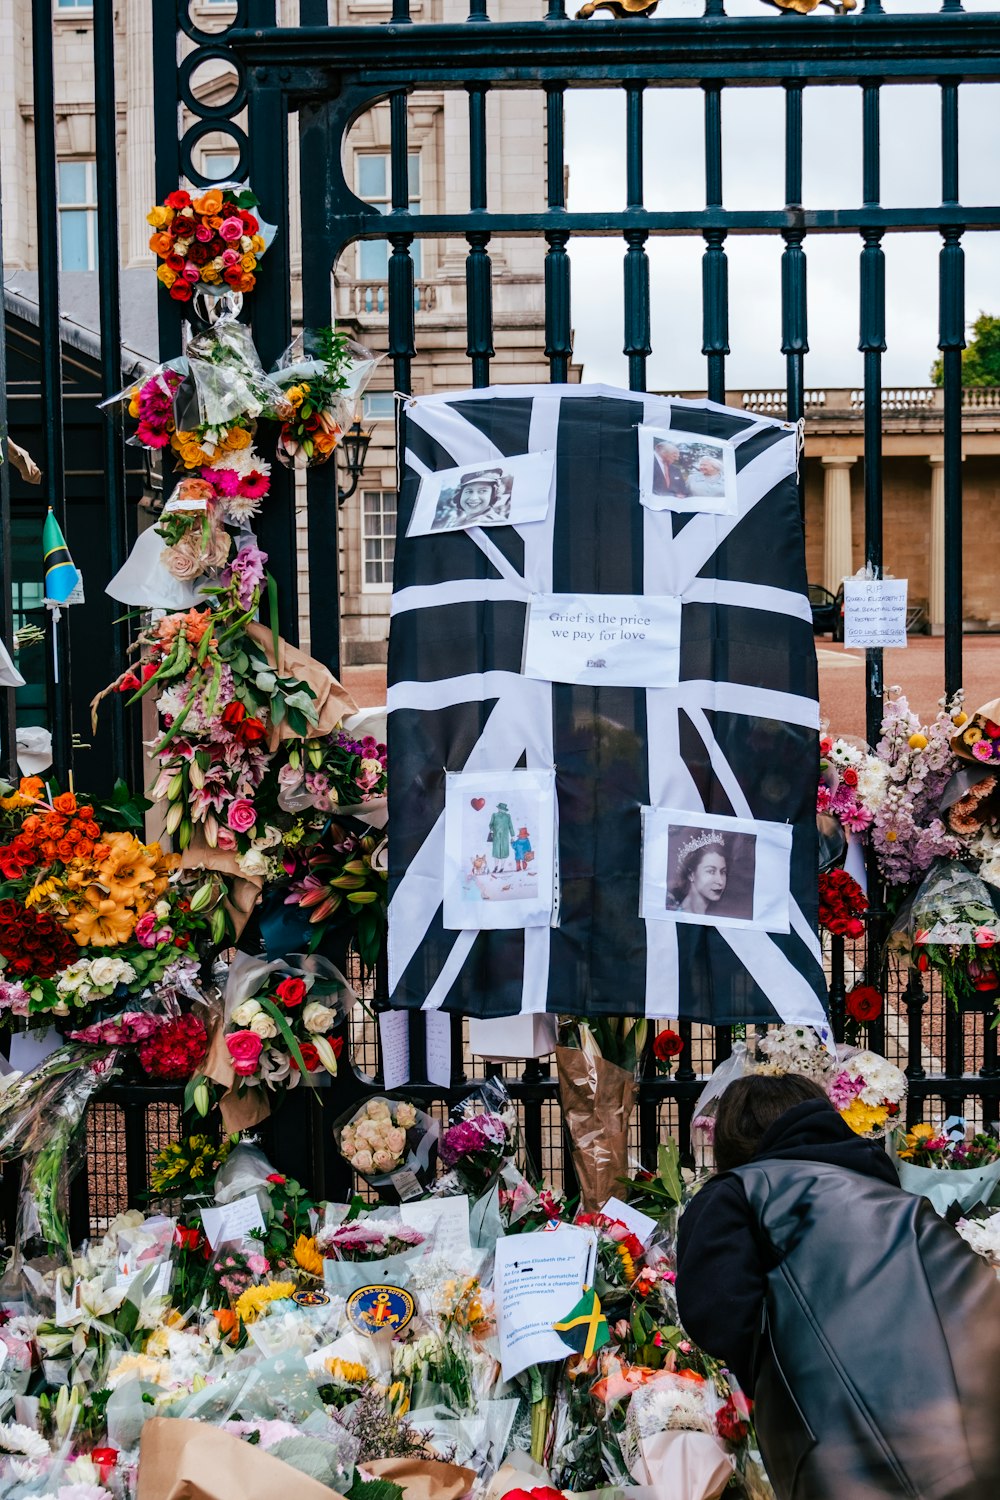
(676, 1174), (768, 1396)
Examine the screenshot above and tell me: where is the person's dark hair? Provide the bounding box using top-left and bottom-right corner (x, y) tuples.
(713, 1074), (832, 1173)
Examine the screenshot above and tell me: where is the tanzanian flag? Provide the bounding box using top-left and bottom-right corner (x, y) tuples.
(43, 508), (81, 605)
(553, 1285), (610, 1358)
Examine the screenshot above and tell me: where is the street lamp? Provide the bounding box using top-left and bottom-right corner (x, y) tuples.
(337, 417), (374, 507)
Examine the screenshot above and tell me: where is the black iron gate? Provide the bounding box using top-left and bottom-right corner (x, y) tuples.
(14, 0), (1000, 1226)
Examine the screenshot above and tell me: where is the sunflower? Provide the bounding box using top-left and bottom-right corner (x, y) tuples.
(234, 1281), (295, 1326)
(293, 1234), (323, 1278)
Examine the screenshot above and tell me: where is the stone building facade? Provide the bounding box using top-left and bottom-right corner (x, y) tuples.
(1, 4), (996, 671)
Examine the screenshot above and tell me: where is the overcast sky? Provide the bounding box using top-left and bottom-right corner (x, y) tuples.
(562, 16), (1000, 391)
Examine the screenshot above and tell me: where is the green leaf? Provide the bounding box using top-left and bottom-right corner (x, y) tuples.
(266, 569), (281, 672)
(257, 995), (310, 1077)
(346, 1481), (405, 1500)
(656, 1139), (684, 1207)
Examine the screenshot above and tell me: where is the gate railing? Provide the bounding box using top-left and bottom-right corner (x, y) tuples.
(16, 0), (1000, 1234)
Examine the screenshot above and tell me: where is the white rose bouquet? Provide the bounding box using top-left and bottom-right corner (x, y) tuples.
(333, 1094), (439, 1197)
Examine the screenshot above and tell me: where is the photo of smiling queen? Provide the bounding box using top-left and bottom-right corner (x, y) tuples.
(668, 830), (729, 914)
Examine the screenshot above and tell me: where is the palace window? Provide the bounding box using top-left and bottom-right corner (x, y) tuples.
(361, 490), (396, 590)
(356, 152), (421, 283)
(58, 160), (98, 272)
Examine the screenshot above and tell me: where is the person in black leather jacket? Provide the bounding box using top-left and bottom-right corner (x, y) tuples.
(676, 1074), (1000, 1500)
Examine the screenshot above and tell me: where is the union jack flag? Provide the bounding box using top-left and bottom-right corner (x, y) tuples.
(387, 384), (828, 1029)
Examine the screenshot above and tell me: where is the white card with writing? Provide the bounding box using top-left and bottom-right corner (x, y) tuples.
(524, 592), (681, 689)
(201, 1192), (266, 1250)
(843, 578), (908, 648)
(379, 1009), (411, 1089)
(424, 1008), (453, 1087)
(600, 1196), (659, 1247)
(401, 1195), (472, 1258)
(444, 768), (557, 932)
(495, 1226), (596, 1381)
(407, 450), (556, 537)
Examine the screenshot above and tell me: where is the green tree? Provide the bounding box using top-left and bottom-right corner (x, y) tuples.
(931, 312), (1000, 386)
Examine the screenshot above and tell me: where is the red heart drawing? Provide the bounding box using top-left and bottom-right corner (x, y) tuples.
(471, 797), (486, 811)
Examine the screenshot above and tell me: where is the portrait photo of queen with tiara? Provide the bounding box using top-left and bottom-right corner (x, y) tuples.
(665, 823), (757, 922)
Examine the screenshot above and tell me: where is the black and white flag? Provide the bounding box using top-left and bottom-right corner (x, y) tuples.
(387, 383), (828, 1030)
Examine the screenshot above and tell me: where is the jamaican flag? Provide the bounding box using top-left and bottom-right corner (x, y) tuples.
(553, 1285), (610, 1359)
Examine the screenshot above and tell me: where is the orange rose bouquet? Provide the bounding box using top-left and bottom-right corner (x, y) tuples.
(147, 185), (272, 302)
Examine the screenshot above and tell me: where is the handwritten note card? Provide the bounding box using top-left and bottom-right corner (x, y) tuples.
(201, 1192), (266, 1250)
(379, 1008), (411, 1089)
(424, 1009), (453, 1087)
(843, 578), (908, 648)
(524, 592), (681, 688)
(495, 1227), (596, 1380)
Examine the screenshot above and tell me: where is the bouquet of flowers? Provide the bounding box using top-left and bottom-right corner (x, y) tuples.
(826, 1049), (907, 1139)
(866, 693), (960, 892)
(0, 779), (216, 1032)
(316, 1218), (427, 1298)
(281, 821), (388, 971)
(334, 1095), (439, 1196)
(817, 867), (868, 938)
(438, 1078), (520, 1197)
(154, 477), (233, 583)
(318, 1221), (426, 1263)
(896, 1122), (1000, 1216)
(817, 734), (879, 836)
(200, 951), (351, 1125)
(271, 327), (379, 469)
(956, 1211), (1000, 1267)
(892, 859), (1000, 1007)
(556, 1018), (647, 1212)
(618, 1372), (736, 1497)
(146, 184), (271, 302)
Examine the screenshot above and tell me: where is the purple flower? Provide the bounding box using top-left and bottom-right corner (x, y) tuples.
(440, 1114), (509, 1168)
(223, 543), (269, 612)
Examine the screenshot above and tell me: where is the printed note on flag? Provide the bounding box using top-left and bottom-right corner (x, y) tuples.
(444, 769), (557, 931)
(640, 807), (792, 933)
(524, 592), (681, 688)
(407, 450), (556, 536)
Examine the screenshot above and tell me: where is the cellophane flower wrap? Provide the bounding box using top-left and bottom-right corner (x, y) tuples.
(891, 858), (1000, 1006)
(271, 327), (380, 469)
(2, 1046), (120, 1277)
(201, 950), (353, 1125)
(438, 1077), (520, 1198)
(333, 1094), (439, 1194)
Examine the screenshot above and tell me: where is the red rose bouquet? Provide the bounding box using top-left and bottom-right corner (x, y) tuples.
(817, 867), (868, 938)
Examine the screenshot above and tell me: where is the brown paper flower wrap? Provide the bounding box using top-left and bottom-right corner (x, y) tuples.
(136, 1417), (345, 1500)
(179, 825), (262, 942)
(951, 697), (1000, 764)
(244, 620), (357, 752)
(556, 1044), (638, 1213)
(361, 1457), (477, 1500)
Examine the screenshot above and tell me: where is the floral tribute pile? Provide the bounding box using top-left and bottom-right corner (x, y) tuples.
(819, 688), (1000, 1010)
(0, 1073), (780, 1500)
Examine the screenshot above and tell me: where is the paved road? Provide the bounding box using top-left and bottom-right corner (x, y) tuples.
(344, 635), (1000, 745)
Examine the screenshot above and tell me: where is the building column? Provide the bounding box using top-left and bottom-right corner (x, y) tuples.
(821, 456), (856, 595)
(125, 0), (155, 267)
(927, 454), (945, 636)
